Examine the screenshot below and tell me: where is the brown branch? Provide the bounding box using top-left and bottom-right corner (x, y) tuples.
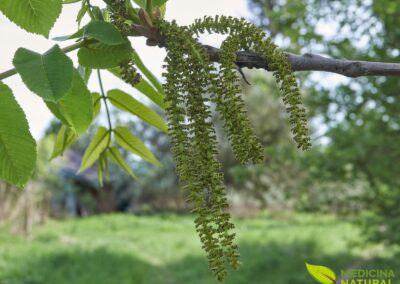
(202, 45), (400, 78)
(138, 21), (400, 78)
(131, 17), (400, 79)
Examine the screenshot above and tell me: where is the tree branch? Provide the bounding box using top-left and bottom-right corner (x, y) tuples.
(136, 19), (400, 78)
(143, 23), (400, 78)
(202, 45), (400, 78)
(1, 30), (400, 81)
(135, 19), (400, 78)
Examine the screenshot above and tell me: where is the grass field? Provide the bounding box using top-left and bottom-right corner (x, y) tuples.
(0, 212), (399, 284)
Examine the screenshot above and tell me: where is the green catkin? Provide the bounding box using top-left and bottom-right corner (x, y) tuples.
(106, 1), (142, 87)
(158, 20), (239, 281)
(101, 8), (311, 281)
(119, 60), (142, 86)
(216, 34), (264, 163)
(157, 16), (311, 282)
(106, 0), (132, 35)
(189, 16), (311, 150)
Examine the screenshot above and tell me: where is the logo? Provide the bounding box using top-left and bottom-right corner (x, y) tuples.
(306, 263), (337, 284)
(305, 263), (396, 284)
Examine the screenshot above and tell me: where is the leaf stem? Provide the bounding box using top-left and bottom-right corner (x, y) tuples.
(97, 70), (113, 147)
(146, 0), (153, 15)
(0, 39), (96, 81)
(86, 0), (96, 20)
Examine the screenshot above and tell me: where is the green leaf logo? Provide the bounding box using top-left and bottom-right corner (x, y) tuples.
(305, 262), (336, 284)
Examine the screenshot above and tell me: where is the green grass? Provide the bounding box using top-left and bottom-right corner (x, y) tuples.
(0, 212), (399, 284)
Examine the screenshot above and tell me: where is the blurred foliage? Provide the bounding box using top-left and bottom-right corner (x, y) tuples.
(247, 0), (400, 243)
(43, 110), (182, 217)
(0, 213), (399, 284)
(224, 73), (371, 216)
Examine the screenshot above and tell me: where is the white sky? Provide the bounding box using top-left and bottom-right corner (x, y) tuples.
(0, 0), (250, 139)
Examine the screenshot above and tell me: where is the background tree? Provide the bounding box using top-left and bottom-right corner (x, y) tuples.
(248, 0), (400, 242)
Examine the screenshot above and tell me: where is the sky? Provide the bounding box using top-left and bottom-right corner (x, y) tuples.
(0, 0), (250, 139)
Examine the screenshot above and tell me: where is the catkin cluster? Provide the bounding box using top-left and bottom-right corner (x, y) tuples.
(102, 4), (311, 279)
(158, 20), (240, 281)
(119, 60), (142, 86)
(106, 0), (142, 87)
(105, 0), (132, 35)
(189, 16), (311, 150)
(157, 16), (310, 281)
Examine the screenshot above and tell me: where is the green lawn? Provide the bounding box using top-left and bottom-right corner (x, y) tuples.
(0, 212), (398, 284)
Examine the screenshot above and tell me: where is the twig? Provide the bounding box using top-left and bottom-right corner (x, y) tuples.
(97, 70), (113, 147)
(203, 45), (400, 78)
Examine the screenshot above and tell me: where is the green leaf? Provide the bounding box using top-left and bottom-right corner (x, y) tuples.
(71, 21), (127, 45)
(77, 65), (92, 83)
(97, 151), (109, 186)
(78, 42), (133, 69)
(13, 45), (73, 102)
(92, 92), (102, 120)
(305, 263), (336, 284)
(45, 102), (69, 126)
(159, 3), (167, 17)
(135, 79), (165, 108)
(107, 147), (137, 179)
(108, 89), (167, 133)
(97, 155), (104, 186)
(114, 127), (160, 165)
(63, 0), (80, 3)
(45, 71), (94, 135)
(131, 0), (146, 8)
(50, 125), (77, 160)
(76, 2), (88, 27)
(79, 127), (110, 172)
(153, 0), (168, 7)
(132, 0), (167, 8)
(91, 6), (104, 21)
(131, 49), (164, 94)
(0, 82), (37, 187)
(0, 0), (62, 37)
(108, 68), (165, 108)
